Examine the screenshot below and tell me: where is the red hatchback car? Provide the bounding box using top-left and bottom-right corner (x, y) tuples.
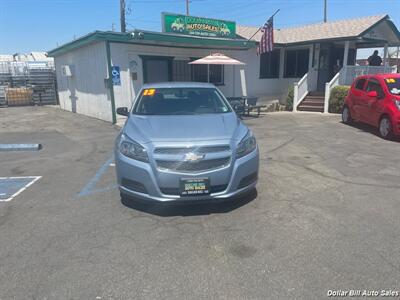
(342, 73), (400, 139)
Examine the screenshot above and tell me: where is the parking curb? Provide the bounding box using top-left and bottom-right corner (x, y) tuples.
(0, 144), (42, 152)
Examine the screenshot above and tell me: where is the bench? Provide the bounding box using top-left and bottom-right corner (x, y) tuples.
(227, 96), (266, 117)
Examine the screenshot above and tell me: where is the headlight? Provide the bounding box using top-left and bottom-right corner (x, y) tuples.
(119, 137), (148, 162)
(236, 131), (257, 158)
(394, 99), (400, 111)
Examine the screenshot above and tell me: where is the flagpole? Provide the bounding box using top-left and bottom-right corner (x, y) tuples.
(247, 9), (280, 42)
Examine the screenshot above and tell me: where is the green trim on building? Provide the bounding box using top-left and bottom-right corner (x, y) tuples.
(48, 30), (256, 57)
(105, 41), (117, 124)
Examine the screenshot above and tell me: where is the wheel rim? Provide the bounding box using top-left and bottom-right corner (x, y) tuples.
(380, 118), (390, 137)
(342, 107), (349, 122)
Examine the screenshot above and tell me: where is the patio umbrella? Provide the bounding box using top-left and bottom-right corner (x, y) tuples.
(189, 53), (245, 83)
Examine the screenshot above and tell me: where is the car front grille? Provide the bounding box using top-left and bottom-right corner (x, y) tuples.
(154, 145), (230, 155)
(156, 157), (230, 172)
(154, 145), (231, 173)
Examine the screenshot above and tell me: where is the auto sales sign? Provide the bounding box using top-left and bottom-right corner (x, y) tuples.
(162, 13), (236, 39)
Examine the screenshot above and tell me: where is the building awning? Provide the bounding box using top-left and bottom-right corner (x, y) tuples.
(48, 30), (256, 57)
(237, 15), (400, 47)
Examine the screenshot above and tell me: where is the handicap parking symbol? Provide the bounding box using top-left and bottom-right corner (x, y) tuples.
(111, 66), (121, 86)
(0, 176), (41, 202)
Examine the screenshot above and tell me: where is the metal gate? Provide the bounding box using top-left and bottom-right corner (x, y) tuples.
(0, 61), (57, 107)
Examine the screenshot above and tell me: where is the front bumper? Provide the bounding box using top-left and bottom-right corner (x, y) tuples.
(115, 147), (259, 202)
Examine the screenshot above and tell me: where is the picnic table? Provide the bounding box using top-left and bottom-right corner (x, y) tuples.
(226, 96), (266, 117)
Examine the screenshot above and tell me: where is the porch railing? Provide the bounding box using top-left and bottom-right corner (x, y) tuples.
(293, 72), (308, 112)
(324, 69), (341, 113)
(339, 65), (397, 85)
(324, 65), (397, 113)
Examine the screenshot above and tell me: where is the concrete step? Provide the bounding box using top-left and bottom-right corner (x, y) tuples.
(297, 92), (325, 112)
(308, 91), (325, 97)
(300, 101), (324, 107)
(297, 105), (324, 112)
(304, 96), (324, 101)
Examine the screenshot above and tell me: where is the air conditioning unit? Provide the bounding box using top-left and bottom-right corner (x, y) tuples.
(61, 65), (74, 77)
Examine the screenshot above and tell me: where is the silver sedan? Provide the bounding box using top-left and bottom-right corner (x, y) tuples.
(114, 82), (259, 202)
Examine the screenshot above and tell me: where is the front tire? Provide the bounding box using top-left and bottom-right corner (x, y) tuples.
(379, 116), (393, 139)
(342, 106), (352, 124)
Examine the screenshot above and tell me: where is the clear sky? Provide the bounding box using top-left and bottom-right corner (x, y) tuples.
(1, 0), (399, 56)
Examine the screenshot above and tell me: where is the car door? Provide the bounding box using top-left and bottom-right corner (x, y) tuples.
(350, 77), (367, 120)
(364, 78), (385, 125)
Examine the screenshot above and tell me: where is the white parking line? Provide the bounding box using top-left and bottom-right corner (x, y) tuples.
(0, 176), (42, 202)
(109, 163), (115, 167)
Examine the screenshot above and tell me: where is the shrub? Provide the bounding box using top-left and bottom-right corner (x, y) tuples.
(286, 86), (294, 111)
(329, 85), (350, 114)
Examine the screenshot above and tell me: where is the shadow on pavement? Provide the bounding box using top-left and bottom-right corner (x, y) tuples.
(239, 114), (266, 121)
(341, 121), (400, 142)
(120, 189), (257, 217)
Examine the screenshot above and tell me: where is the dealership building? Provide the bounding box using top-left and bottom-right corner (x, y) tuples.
(48, 14), (400, 123)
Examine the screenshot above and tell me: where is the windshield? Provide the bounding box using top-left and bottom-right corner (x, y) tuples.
(133, 87), (232, 115)
(385, 78), (400, 95)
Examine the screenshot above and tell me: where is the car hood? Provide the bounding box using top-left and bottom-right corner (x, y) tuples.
(124, 113), (244, 143)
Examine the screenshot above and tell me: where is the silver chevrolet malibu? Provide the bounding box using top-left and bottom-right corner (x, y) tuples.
(114, 82), (259, 202)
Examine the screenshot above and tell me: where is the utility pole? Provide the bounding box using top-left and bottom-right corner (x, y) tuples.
(324, 0), (327, 22)
(120, 0), (126, 32)
(186, 0), (189, 15)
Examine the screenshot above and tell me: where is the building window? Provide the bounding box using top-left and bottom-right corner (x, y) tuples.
(259, 49), (280, 78)
(191, 61), (224, 85)
(191, 64), (208, 82)
(209, 65), (224, 85)
(284, 49), (309, 78)
(172, 59), (191, 81)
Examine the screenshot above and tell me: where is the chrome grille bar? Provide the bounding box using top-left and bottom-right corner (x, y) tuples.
(154, 145), (231, 173)
(157, 157), (230, 173)
(154, 145), (230, 155)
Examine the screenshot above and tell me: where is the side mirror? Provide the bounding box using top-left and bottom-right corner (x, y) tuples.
(367, 91), (378, 98)
(116, 107), (129, 116)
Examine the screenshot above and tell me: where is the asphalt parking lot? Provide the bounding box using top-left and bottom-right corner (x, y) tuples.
(1, 106), (400, 299)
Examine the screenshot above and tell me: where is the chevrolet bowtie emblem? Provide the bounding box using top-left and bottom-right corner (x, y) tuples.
(184, 152), (205, 162)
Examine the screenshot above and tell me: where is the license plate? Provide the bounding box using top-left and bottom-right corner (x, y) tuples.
(180, 178), (210, 196)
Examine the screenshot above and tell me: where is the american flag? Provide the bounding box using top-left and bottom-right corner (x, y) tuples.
(257, 17), (274, 54)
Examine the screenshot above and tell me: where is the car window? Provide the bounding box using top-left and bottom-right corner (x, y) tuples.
(354, 78), (366, 90)
(366, 79), (385, 98)
(133, 87), (232, 115)
(384, 77), (400, 95)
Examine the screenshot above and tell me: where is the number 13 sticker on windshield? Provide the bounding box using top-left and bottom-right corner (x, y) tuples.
(143, 89), (156, 96)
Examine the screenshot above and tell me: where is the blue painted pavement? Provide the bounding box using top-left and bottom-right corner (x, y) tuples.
(0, 177), (40, 201)
(78, 156), (117, 198)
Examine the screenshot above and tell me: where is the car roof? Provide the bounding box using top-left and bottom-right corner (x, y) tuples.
(141, 82), (216, 89)
(375, 73), (400, 79)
